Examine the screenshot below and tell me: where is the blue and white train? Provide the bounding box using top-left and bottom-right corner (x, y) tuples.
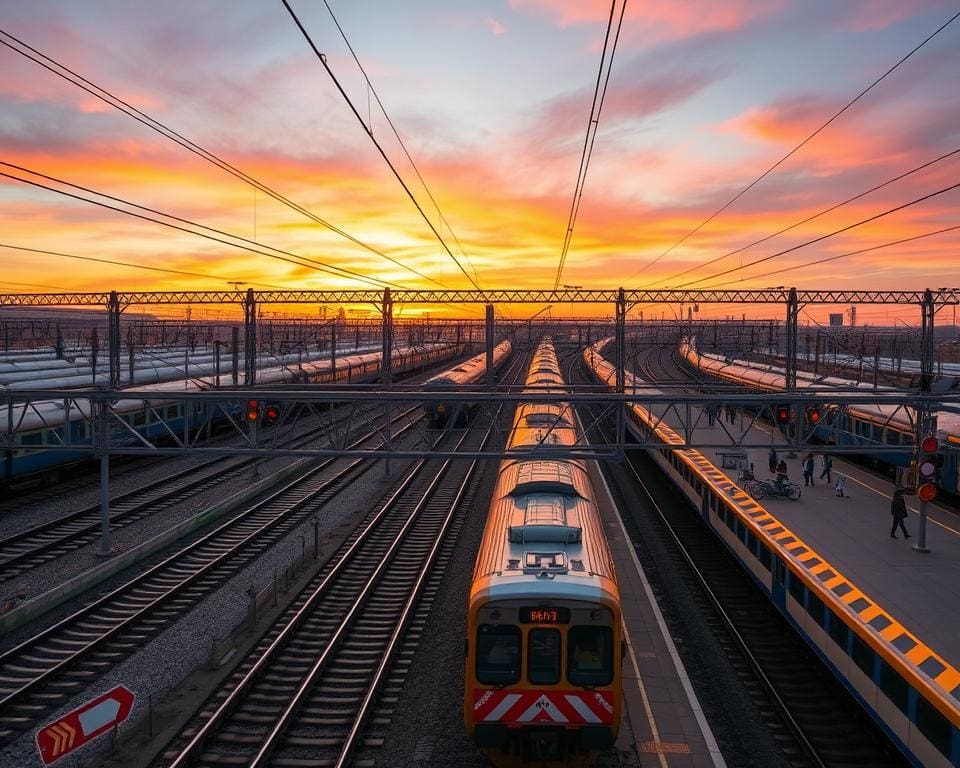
(2, 344), (458, 484)
(681, 340), (960, 498)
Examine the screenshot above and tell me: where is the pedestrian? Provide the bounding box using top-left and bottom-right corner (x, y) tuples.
(890, 489), (911, 539)
(819, 453), (833, 483)
(803, 453), (815, 486)
(834, 473), (846, 498)
(768, 448), (778, 474)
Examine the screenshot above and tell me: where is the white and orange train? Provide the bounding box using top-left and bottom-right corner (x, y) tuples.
(465, 338), (622, 766)
(587, 339), (960, 768)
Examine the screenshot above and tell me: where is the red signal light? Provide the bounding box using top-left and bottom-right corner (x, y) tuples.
(917, 483), (937, 503)
(246, 399), (259, 422)
(776, 405), (790, 424)
(264, 405), (280, 423)
(807, 408), (821, 424)
(920, 435), (939, 454)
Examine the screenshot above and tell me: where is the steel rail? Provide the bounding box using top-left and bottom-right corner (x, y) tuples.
(0, 405), (423, 740)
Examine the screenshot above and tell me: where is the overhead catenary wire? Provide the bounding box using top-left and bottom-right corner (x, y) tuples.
(553, 0), (627, 290)
(0, 243), (290, 290)
(696, 224), (960, 290)
(280, 0), (485, 294)
(670, 179), (960, 288)
(0, 27), (448, 290)
(629, 8), (960, 282)
(0, 162), (397, 289)
(318, 0), (484, 290)
(656, 147), (960, 286)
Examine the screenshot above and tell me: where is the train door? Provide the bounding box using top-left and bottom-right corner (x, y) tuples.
(771, 557), (787, 610)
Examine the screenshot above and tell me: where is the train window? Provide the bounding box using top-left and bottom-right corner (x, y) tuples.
(850, 634), (875, 678)
(916, 695), (953, 759)
(878, 660), (909, 715)
(758, 544), (772, 572)
(806, 593), (825, 627)
(567, 626), (613, 686)
(827, 611), (850, 652)
(528, 629), (561, 685)
(788, 572), (805, 604)
(476, 625), (521, 685)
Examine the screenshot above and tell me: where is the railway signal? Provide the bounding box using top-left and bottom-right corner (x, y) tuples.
(246, 399), (259, 422)
(806, 406), (822, 425)
(917, 435), (940, 503)
(263, 403), (281, 425)
(775, 404), (791, 425)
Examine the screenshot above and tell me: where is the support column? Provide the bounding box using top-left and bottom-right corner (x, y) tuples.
(95, 395), (112, 556)
(485, 303), (495, 386)
(231, 327), (239, 386)
(91, 326), (99, 386)
(382, 289), (393, 477)
(919, 288), (935, 393)
(330, 320), (337, 371)
(615, 289), (626, 458)
(784, 289), (799, 390)
(244, 288), (257, 385)
(108, 291), (122, 389)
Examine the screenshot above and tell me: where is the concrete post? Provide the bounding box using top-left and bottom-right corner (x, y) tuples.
(231, 327), (239, 386)
(108, 291), (121, 389)
(382, 289), (393, 477)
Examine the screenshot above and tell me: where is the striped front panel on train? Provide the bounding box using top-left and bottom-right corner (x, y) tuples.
(472, 689), (615, 726)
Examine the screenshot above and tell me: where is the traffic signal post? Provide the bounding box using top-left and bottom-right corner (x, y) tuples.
(913, 418), (939, 554)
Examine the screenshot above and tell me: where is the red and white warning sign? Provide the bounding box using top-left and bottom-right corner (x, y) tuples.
(35, 685), (135, 765)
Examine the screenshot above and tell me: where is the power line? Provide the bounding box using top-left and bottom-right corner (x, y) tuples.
(0, 27), (447, 290)
(0, 242), (290, 289)
(657, 147), (960, 285)
(0, 277), (71, 291)
(318, 0), (484, 290)
(676, 180), (960, 287)
(280, 0), (484, 294)
(629, 8), (960, 281)
(554, 0), (627, 290)
(700, 224), (960, 289)
(0, 161), (396, 289)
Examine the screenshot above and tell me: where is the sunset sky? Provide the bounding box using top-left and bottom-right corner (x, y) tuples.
(1, 0), (958, 323)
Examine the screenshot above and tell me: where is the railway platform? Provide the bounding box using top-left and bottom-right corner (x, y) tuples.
(663, 406), (960, 675)
(586, 460), (725, 767)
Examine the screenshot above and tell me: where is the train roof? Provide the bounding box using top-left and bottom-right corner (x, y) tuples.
(472, 457), (617, 604)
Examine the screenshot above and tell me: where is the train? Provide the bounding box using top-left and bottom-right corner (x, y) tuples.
(680, 339), (960, 497)
(465, 338), (622, 766)
(586, 338), (960, 768)
(2, 343), (458, 484)
(423, 340), (512, 425)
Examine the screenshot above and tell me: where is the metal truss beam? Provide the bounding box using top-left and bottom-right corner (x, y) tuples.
(4, 389), (957, 459)
(3, 288), (960, 307)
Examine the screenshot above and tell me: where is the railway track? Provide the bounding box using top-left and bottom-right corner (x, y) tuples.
(0, 401), (394, 584)
(574, 346), (907, 768)
(155, 355), (525, 768)
(158, 414), (496, 767)
(0, 404), (426, 744)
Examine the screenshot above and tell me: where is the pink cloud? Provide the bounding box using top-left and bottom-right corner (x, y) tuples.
(510, 0), (783, 42)
(485, 17), (506, 35)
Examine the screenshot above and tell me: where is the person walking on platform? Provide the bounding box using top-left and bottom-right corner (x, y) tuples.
(768, 448), (778, 474)
(819, 454), (833, 483)
(890, 489), (911, 539)
(803, 454), (815, 486)
(834, 472), (846, 498)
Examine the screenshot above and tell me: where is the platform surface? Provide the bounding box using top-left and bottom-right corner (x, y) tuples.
(660, 404), (960, 671)
(587, 460), (725, 768)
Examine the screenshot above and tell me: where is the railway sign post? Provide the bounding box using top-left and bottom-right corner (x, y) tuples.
(35, 685), (135, 765)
